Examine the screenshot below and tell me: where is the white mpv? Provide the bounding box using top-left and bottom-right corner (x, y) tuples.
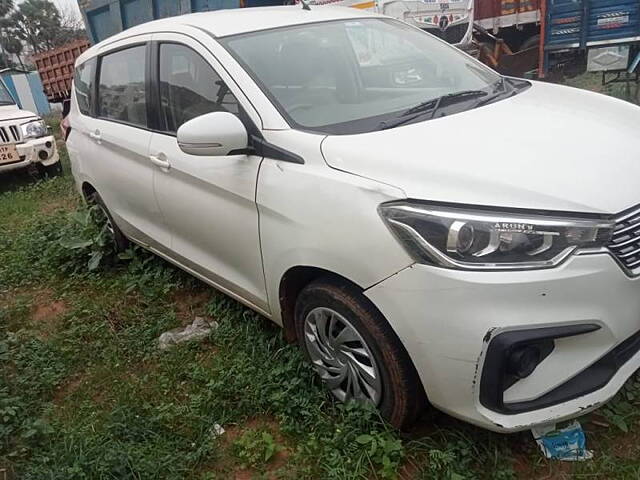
(67, 6), (640, 432)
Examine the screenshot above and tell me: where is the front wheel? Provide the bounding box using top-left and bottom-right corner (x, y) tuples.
(295, 278), (426, 429)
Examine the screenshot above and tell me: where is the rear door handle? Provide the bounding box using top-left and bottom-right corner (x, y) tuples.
(149, 154), (170, 170)
(89, 130), (101, 144)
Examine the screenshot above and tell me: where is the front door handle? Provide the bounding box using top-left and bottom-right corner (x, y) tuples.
(149, 153), (170, 170)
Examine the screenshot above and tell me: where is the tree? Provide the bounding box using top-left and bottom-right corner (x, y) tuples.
(9, 0), (64, 53)
(0, 0), (13, 17)
(7, 0), (86, 54)
(58, 3), (86, 39)
(2, 36), (24, 69)
(0, 0), (14, 68)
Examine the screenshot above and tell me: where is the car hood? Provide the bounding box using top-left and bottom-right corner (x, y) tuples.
(0, 104), (38, 123)
(320, 81), (640, 215)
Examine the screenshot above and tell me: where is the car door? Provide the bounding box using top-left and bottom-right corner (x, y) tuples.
(67, 57), (99, 183)
(148, 34), (268, 312)
(90, 38), (170, 248)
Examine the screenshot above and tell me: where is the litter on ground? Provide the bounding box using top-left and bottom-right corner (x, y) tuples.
(158, 316), (219, 350)
(531, 421), (593, 461)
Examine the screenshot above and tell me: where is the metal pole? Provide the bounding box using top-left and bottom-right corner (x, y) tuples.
(538, 0), (547, 78)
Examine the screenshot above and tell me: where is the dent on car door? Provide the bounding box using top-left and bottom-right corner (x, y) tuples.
(91, 42), (170, 248)
(147, 39), (268, 312)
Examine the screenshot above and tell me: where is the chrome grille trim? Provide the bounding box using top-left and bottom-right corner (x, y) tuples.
(0, 124), (22, 144)
(9, 125), (20, 141)
(608, 204), (640, 275)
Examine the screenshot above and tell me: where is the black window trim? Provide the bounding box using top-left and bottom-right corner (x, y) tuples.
(74, 57), (98, 117)
(80, 34), (303, 165)
(148, 39), (302, 164)
(152, 40), (246, 137)
(95, 41), (152, 131)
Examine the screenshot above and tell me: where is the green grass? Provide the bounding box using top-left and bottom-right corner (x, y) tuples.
(2, 87), (640, 479)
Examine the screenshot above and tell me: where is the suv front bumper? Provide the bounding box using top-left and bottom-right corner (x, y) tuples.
(365, 253), (640, 432)
(0, 135), (59, 173)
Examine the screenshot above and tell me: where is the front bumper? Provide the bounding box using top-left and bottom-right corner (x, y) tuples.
(0, 135), (59, 173)
(365, 253), (640, 432)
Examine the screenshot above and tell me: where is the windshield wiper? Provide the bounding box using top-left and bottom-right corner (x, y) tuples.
(380, 90), (488, 130)
(471, 77), (524, 109)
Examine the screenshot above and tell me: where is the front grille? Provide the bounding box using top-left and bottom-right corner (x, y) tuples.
(608, 206), (640, 273)
(426, 23), (469, 44)
(0, 125), (21, 144)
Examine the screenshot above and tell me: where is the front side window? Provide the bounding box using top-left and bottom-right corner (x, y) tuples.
(222, 18), (506, 134)
(159, 43), (239, 134)
(98, 45), (147, 127)
(0, 80), (15, 106)
(74, 58), (96, 116)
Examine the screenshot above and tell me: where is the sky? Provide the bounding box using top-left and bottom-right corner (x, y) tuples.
(50, 0), (82, 18)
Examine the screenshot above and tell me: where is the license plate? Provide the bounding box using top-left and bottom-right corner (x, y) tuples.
(0, 144), (19, 164)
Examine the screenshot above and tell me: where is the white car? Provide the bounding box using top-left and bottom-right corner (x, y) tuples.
(66, 6), (640, 432)
(0, 80), (60, 176)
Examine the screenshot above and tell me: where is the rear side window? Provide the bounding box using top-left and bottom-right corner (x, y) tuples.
(98, 45), (147, 127)
(74, 58), (96, 116)
(159, 43), (239, 134)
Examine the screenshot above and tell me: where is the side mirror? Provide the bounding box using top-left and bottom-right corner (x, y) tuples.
(177, 111), (248, 156)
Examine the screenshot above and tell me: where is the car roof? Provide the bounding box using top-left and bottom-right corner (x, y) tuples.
(181, 5), (378, 37)
(77, 6), (379, 64)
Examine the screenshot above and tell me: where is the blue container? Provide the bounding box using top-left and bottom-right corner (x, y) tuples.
(81, 0), (284, 44)
(0, 70), (50, 116)
(545, 0), (640, 51)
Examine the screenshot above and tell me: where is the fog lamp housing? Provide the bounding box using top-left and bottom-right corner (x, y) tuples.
(479, 324), (601, 414)
(506, 345), (542, 379)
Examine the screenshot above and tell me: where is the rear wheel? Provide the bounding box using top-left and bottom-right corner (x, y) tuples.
(294, 278), (426, 429)
(87, 191), (129, 252)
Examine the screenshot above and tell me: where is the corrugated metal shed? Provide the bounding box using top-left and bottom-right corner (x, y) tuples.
(0, 68), (51, 116)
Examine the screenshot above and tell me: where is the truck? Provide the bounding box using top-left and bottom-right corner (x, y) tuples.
(475, 0), (542, 50)
(32, 39), (91, 104)
(78, 0), (288, 44)
(376, 0), (542, 50)
(473, 0), (543, 77)
(475, 0), (640, 77)
(374, 0), (540, 75)
(378, 0), (474, 45)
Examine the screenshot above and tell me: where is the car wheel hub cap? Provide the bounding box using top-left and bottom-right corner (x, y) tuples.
(304, 306), (382, 405)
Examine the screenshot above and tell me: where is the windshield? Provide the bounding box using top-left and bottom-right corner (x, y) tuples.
(0, 80), (15, 106)
(222, 18), (502, 134)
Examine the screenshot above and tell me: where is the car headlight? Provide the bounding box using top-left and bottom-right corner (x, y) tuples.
(20, 119), (48, 139)
(379, 202), (615, 270)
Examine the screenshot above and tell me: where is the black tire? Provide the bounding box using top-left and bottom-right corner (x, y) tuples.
(87, 191), (130, 252)
(37, 161), (63, 178)
(294, 278), (426, 429)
